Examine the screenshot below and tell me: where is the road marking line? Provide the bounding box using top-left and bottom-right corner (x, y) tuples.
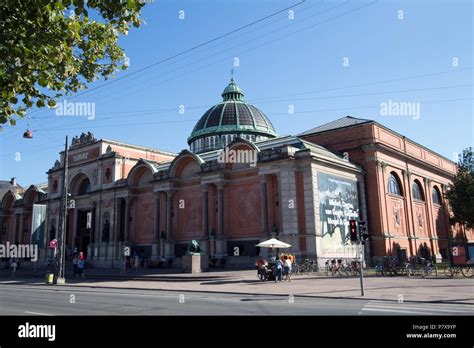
(366, 301), (474, 311)
(24, 311), (53, 316)
(365, 304), (474, 313)
(362, 307), (437, 315)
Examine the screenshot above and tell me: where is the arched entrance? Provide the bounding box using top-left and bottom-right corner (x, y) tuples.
(70, 174), (93, 258)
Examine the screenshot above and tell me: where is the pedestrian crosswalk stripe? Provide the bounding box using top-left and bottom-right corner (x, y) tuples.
(361, 300), (474, 315)
(362, 307), (436, 315)
(365, 303), (474, 313)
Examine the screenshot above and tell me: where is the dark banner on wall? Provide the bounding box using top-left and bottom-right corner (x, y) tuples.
(318, 172), (359, 254)
(30, 204), (46, 247)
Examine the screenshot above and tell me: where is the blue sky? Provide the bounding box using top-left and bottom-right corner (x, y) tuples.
(1, 0), (473, 185)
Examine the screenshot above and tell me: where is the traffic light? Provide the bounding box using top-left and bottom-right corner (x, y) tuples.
(358, 221), (368, 239)
(349, 219), (358, 242)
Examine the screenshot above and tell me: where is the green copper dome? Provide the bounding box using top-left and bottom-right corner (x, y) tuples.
(188, 79), (277, 153)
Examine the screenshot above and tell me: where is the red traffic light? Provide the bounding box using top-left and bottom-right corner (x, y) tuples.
(349, 219), (358, 241)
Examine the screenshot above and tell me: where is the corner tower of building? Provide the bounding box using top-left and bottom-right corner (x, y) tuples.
(187, 79), (277, 153)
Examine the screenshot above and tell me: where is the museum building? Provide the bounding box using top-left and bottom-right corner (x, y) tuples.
(1, 79), (471, 267)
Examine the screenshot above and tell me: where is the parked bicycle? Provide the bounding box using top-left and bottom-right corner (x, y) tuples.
(293, 258), (318, 275)
(382, 256), (403, 276)
(445, 265), (473, 278)
(347, 260), (361, 276)
(325, 259), (344, 276)
(420, 258), (435, 278)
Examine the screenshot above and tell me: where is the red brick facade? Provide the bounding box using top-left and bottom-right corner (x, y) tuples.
(301, 118), (473, 262)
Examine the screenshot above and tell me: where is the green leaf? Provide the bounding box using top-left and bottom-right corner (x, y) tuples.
(47, 99), (57, 108)
(39, 76), (48, 87)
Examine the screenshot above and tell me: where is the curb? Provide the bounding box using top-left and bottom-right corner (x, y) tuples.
(2, 278), (473, 306)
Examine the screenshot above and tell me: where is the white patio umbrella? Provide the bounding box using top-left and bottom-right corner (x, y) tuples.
(255, 238), (291, 249)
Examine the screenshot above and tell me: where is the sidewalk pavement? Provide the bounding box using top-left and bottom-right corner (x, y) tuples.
(1, 266), (473, 304)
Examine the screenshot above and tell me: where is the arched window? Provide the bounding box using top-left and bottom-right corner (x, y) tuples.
(387, 173), (402, 196)
(78, 178), (91, 196)
(412, 180), (424, 201)
(432, 187), (442, 205)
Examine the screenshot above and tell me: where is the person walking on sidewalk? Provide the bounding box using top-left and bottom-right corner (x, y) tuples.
(72, 254), (78, 277)
(11, 259), (18, 279)
(274, 257), (283, 282)
(77, 257), (85, 279)
(120, 256), (127, 275)
(283, 255), (292, 282)
(140, 251), (146, 270)
(133, 252), (140, 273)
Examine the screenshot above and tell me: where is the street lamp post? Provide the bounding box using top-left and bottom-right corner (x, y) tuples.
(55, 136), (69, 285)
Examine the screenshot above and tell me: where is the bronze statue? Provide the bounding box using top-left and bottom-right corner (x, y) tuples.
(186, 240), (201, 255)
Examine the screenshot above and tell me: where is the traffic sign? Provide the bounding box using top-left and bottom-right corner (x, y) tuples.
(49, 239), (58, 249)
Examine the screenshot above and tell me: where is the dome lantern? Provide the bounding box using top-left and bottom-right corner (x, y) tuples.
(221, 78), (244, 101)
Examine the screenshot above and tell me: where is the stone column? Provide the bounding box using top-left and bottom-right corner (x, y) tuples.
(377, 161), (392, 254)
(440, 183), (453, 251)
(217, 184), (224, 236)
(215, 182), (226, 257)
(278, 166), (298, 252)
(71, 209), (78, 252)
(155, 192), (161, 241)
(113, 198), (122, 261)
(17, 213), (24, 244)
(152, 192), (161, 259)
(124, 197), (131, 243)
(302, 163), (319, 261)
(166, 190), (174, 240)
(18, 213), (25, 244)
(260, 176), (269, 236)
(165, 190), (175, 257)
(402, 170), (417, 256)
(423, 177), (437, 259)
(93, 201), (100, 260)
(0, 214), (4, 244)
(202, 184), (209, 237)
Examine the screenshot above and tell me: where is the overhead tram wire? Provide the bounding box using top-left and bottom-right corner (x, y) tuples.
(250, 67), (474, 103)
(9, 74), (473, 137)
(76, 0), (337, 105)
(23, 0), (307, 119)
(2, 0), (358, 139)
(2, 95), (471, 160)
(7, 0), (312, 139)
(74, 0), (377, 110)
(8, 1), (470, 140)
(15, 0), (379, 138)
(25, 0), (373, 127)
(29, 82), (474, 125)
(23, 0), (328, 128)
(82, 0), (325, 99)
(77, 3), (349, 111)
(30, 66), (474, 120)
(22, 81), (473, 136)
(27, 96), (474, 134)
